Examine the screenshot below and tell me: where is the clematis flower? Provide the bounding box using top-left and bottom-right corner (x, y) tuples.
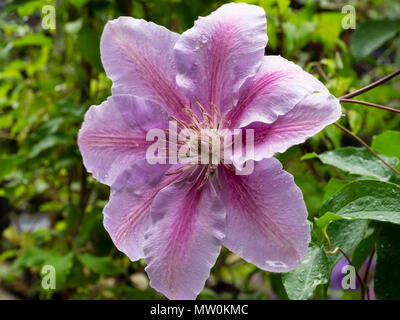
(77, 3), (341, 299)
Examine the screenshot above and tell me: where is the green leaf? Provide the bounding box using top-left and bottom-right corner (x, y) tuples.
(321, 180), (400, 225)
(313, 13), (343, 51)
(372, 131), (400, 162)
(0, 114), (13, 129)
(375, 223), (400, 299)
(352, 229), (376, 271)
(324, 220), (368, 267)
(317, 147), (398, 181)
(300, 152), (318, 160)
(13, 248), (74, 289)
(0, 249), (19, 263)
(0, 155), (20, 181)
(350, 20), (400, 60)
(77, 26), (102, 71)
(322, 178), (347, 202)
(283, 244), (330, 300)
(12, 247), (52, 269)
(28, 135), (69, 158)
(77, 254), (124, 276)
(16, 0), (43, 17)
(13, 33), (53, 47)
(348, 110), (362, 134)
(45, 253), (74, 289)
(65, 18), (83, 34)
(314, 212), (345, 229)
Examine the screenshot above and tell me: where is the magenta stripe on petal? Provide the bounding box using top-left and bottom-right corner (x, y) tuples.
(174, 2), (267, 114)
(227, 55), (328, 129)
(101, 17), (189, 119)
(104, 162), (184, 262)
(216, 158), (310, 272)
(144, 173), (225, 300)
(78, 95), (168, 185)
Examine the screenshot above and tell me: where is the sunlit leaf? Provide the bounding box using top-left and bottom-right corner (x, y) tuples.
(317, 147), (398, 181)
(321, 180), (400, 225)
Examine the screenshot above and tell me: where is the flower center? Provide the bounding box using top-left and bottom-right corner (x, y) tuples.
(165, 101), (234, 188)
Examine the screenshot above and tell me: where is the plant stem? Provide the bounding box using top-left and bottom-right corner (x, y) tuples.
(325, 247), (367, 300)
(362, 245), (375, 300)
(325, 246), (368, 300)
(340, 69), (400, 99)
(340, 98), (400, 114)
(334, 122), (400, 176)
(316, 62), (330, 82)
(337, 248), (367, 300)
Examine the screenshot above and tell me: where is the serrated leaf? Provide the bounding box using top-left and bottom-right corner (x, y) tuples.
(321, 180), (400, 225)
(283, 244), (330, 300)
(317, 147), (398, 181)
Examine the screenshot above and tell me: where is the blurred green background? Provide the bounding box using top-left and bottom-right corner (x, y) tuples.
(0, 0), (399, 300)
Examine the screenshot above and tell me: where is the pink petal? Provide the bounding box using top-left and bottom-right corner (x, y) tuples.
(227, 55), (328, 129)
(236, 91), (341, 164)
(78, 95), (168, 185)
(101, 17), (188, 119)
(216, 158), (310, 272)
(144, 174), (225, 300)
(174, 3), (267, 114)
(103, 161), (182, 261)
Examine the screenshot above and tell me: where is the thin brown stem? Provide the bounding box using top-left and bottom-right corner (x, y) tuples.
(340, 69), (400, 99)
(337, 248), (367, 300)
(325, 246), (367, 300)
(316, 62), (330, 82)
(340, 98), (400, 114)
(362, 245), (375, 300)
(334, 122), (400, 176)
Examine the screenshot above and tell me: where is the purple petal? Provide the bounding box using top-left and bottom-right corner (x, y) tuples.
(103, 162), (182, 262)
(144, 175), (225, 300)
(216, 158), (310, 272)
(174, 2), (267, 114)
(236, 91), (341, 164)
(101, 17), (188, 119)
(227, 55), (328, 129)
(78, 95), (168, 185)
